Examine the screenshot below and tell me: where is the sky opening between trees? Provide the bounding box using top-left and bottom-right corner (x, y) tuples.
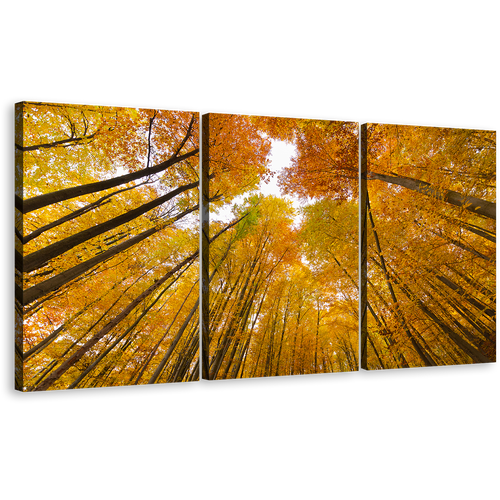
(15, 103), (496, 390)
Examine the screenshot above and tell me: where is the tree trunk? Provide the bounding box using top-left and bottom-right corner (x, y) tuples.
(428, 225), (494, 263)
(230, 281), (270, 379)
(460, 221), (495, 243)
(148, 301), (199, 384)
(22, 179), (199, 273)
(274, 287), (292, 377)
(386, 264), (492, 364)
(68, 283), (173, 389)
(21, 205), (198, 305)
(367, 196), (436, 367)
(210, 263), (263, 379)
(17, 122), (198, 214)
(358, 122), (369, 370)
(367, 333), (385, 369)
(402, 284), (492, 363)
(33, 251), (199, 391)
(367, 171), (496, 220)
(200, 113), (210, 381)
(435, 275), (495, 319)
(445, 264), (495, 302)
(24, 267), (151, 373)
(21, 182), (147, 244)
(133, 281), (198, 384)
(28, 215), (246, 392)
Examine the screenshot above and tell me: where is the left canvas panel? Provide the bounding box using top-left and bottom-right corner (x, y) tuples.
(15, 102), (200, 391)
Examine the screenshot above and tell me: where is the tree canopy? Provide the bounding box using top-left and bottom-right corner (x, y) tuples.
(17, 104), (493, 389)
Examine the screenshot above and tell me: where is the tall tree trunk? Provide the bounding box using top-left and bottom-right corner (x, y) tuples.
(422, 278), (494, 352)
(148, 301), (199, 384)
(367, 333), (385, 369)
(229, 280), (270, 380)
(21, 205), (197, 305)
(367, 171), (496, 220)
(67, 283), (174, 389)
(17, 115), (197, 214)
(445, 264), (495, 302)
(435, 275), (495, 319)
(33, 251), (199, 391)
(200, 113), (210, 381)
(358, 122), (369, 370)
(21, 182), (147, 244)
(22, 179), (200, 273)
(387, 263), (492, 361)
(367, 195), (436, 367)
(367, 278), (410, 368)
(400, 283), (492, 363)
(421, 223), (495, 263)
(24, 267), (149, 372)
(28, 215), (245, 392)
(133, 283), (198, 384)
(274, 287), (292, 377)
(210, 264), (263, 379)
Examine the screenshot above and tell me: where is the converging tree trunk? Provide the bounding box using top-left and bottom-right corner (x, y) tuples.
(367, 171), (496, 220)
(21, 180), (199, 273)
(17, 113), (198, 214)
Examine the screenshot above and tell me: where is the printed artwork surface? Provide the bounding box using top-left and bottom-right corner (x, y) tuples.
(16, 103), (495, 391)
(361, 124), (496, 369)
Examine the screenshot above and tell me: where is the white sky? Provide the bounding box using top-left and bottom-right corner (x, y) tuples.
(211, 139), (304, 226)
(113, 139), (301, 229)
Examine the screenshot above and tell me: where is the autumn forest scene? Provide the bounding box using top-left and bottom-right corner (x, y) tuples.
(15, 103), (497, 391)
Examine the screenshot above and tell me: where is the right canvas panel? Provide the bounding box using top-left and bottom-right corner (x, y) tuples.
(361, 123), (496, 370)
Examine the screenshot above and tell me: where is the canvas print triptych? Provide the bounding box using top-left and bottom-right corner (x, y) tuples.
(15, 102), (496, 391)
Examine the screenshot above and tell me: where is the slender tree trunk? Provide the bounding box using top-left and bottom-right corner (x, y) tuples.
(22, 179), (200, 273)
(367, 196), (436, 367)
(22, 182), (149, 244)
(221, 283), (259, 380)
(274, 287), (292, 377)
(168, 323), (200, 383)
(422, 278), (494, 352)
(367, 333), (385, 369)
(21, 205), (198, 305)
(133, 283), (198, 384)
(24, 267), (150, 382)
(33, 250), (199, 391)
(435, 275), (495, 319)
(201, 114), (210, 380)
(68, 283), (173, 389)
(17, 115), (197, 214)
(28, 211), (246, 392)
(289, 299), (308, 375)
(401, 283), (492, 363)
(388, 263), (491, 359)
(445, 264), (495, 302)
(208, 244), (267, 379)
(423, 224), (495, 263)
(148, 301), (199, 384)
(456, 220), (495, 243)
(368, 171), (496, 220)
(360, 127), (368, 369)
(230, 281), (270, 379)
(210, 267), (262, 379)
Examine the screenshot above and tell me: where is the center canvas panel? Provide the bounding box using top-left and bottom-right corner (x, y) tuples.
(202, 114), (359, 380)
